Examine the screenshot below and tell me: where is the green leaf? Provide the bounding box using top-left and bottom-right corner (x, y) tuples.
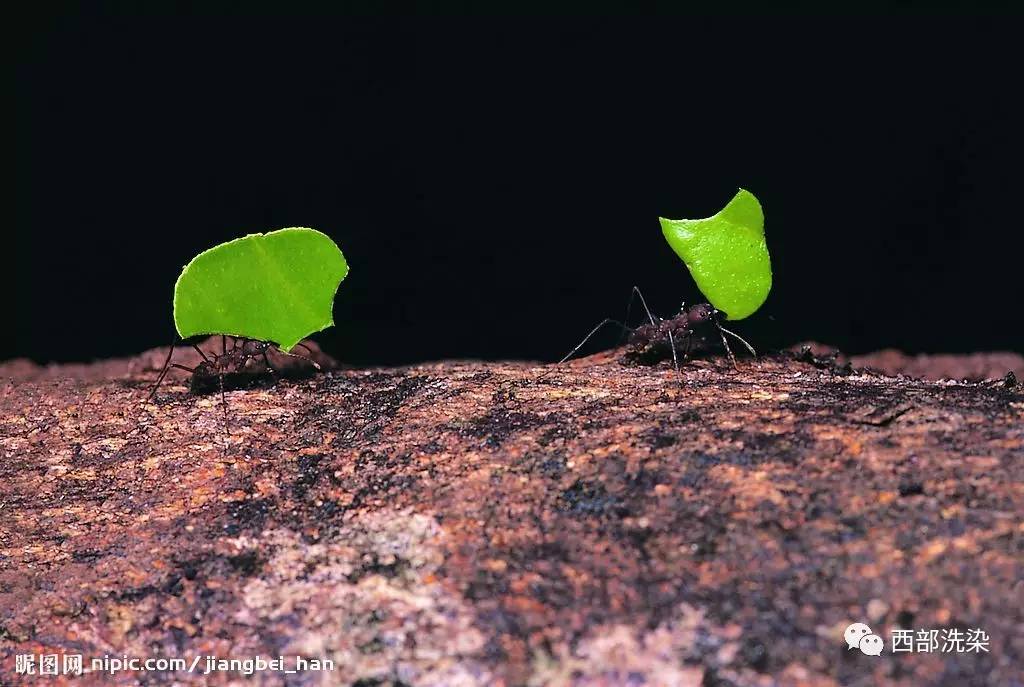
(173, 228), (349, 352)
(659, 189), (772, 320)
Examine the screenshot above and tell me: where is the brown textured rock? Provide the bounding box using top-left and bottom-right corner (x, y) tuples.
(1, 347), (1022, 686)
(849, 348), (1024, 382)
(789, 342), (1024, 382)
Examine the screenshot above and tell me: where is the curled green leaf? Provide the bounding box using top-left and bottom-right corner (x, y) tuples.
(659, 189), (772, 320)
(173, 227), (349, 352)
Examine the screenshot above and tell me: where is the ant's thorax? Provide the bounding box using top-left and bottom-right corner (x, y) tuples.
(627, 303), (718, 354)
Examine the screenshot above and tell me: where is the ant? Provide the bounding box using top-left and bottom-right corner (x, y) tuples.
(555, 287), (757, 374)
(146, 335), (322, 450)
(148, 335), (322, 400)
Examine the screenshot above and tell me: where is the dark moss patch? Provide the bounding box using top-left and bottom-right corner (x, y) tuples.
(558, 479), (627, 517)
(465, 409), (550, 447)
(292, 453), (326, 499)
(227, 550), (262, 576)
(227, 497), (273, 532)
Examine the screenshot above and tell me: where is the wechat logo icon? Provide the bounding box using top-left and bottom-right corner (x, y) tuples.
(845, 622), (884, 656)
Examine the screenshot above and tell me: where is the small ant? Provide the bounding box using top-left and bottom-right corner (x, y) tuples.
(146, 335), (322, 450)
(148, 335), (321, 400)
(555, 286), (757, 374)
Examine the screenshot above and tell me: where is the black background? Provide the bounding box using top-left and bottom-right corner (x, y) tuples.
(11, 9), (1023, 366)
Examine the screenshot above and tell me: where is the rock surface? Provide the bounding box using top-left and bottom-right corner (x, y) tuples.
(1, 346), (1022, 686)
(789, 342), (1024, 383)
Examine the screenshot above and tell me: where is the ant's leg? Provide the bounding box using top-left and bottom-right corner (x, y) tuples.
(229, 339), (255, 372)
(716, 326), (739, 370)
(148, 362), (195, 400)
(620, 290), (637, 343)
(718, 325), (757, 357)
(293, 341), (315, 355)
(147, 339), (178, 400)
(630, 286), (658, 326)
(271, 346), (321, 371)
(219, 372), (230, 453)
(555, 318), (629, 365)
(619, 287), (661, 343)
(236, 352), (252, 373)
(667, 329), (681, 376)
(262, 351), (282, 383)
(710, 311), (755, 371)
(191, 344), (212, 363)
(222, 335), (227, 356)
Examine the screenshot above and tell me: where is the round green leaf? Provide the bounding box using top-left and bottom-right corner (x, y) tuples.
(173, 228), (349, 352)
(659, 189), (772, 320)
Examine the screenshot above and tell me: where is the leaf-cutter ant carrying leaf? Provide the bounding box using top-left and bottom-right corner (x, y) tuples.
(147, 227), (349, 445)
(555, 189), (769, 373)
(158, 336), (325, 397)
(555, 287), (757, 375)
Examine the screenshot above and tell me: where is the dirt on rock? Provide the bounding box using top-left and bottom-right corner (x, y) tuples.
(1, 345), (1022, 686)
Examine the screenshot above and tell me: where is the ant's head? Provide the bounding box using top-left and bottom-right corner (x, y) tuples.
(195, 360), (216, 376)
(686, 303), (716, 325)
